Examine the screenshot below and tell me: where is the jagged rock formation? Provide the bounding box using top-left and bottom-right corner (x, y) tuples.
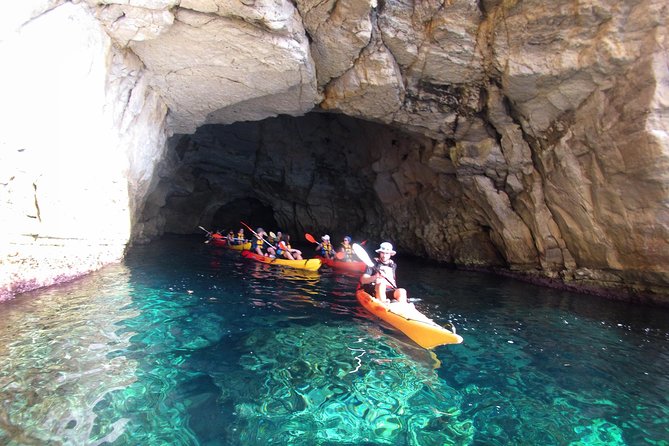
(1, 0), (667, 303)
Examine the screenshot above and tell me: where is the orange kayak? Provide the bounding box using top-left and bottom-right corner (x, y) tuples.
(241, 250), (322, 271)
(316, 256), (367, 273)
(356, 287), (463, 349)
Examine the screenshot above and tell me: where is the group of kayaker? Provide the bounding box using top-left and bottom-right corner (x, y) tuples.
(202, 224), (461, 347)
(262, 229), (409, 306)
(248, 228), (304, 260)
(205, 225), (408, 306)
(313, 234), (356, 261)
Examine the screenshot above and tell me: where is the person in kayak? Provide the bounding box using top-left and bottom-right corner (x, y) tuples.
(274, 232), (296, 260)
(226, 230), (236, 244)
(315, 234), (336, 258)
(359, 242), (408, 304)
(283, 234), (303, 260)
(251, 228), (276, 257)
(339, 236), (355, 262)
(232, 228), (245, 245)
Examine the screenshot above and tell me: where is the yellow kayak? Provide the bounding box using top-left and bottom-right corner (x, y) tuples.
(209, 234), (251, 250)
(225, 241), (252, 251)
(241, 250), (322, 271)
(356, 288), (463, 349)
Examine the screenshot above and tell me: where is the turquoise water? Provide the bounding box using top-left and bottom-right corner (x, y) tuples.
(1, 236), (668, 445)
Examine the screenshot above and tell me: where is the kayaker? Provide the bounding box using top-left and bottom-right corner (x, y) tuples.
(251, 228), (275, 257)
(274, 232), (296, 260)
(359, 242), (408, 304)
(339, 236), (355, 262)
(226, 230), (236, 244)
(283, 234), (303, 260)
(315, 235), (336, 258)
(233, 228), (245, 245)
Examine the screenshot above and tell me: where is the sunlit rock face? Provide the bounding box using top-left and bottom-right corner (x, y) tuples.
(0, 2), (167, 300)
(1, 0), (668, 302)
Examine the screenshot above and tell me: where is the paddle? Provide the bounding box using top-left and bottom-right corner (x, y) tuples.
(352, 243), (398, 289)
(304, 233), (317, 244)
(198, 226), (213, 243)
(352, 243), (373, 267)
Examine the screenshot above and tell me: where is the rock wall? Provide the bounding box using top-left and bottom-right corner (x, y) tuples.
(1, 0), (667, 302)
(0, 2), (167, 300)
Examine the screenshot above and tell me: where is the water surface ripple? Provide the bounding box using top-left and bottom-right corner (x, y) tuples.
(0, 236), (667, 445)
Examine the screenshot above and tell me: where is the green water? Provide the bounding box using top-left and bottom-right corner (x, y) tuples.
(0, 236), (667, 445)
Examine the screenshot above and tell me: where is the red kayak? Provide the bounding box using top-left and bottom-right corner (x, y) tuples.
(209, 233), (227, 247)
(316, 256), (367, 273)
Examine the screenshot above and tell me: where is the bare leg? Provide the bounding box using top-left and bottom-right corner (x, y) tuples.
(375, 282), (389, 303)
(393, 288), (408, 304)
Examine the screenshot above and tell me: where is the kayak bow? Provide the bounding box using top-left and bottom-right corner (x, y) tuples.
(356, 287), (463, 349)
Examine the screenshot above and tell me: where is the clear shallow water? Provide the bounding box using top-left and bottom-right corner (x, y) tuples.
(1, 236), (668, 445)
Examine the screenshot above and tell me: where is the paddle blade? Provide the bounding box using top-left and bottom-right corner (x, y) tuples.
(352, 243), (373, 267)
(335, 251), (345, 260)
(305, 233), (317, 244)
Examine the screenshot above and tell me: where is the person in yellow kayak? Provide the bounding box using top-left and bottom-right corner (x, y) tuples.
(359, 242), (408, 304)
(274, 231), (296, 260)
(315, 234), (336, 258)
(339, 236), (355, 262)
(230, 228), (245, 245)
(226, 230), (236, 244)
(251, 228), (276, 257)
(282, 234), (303, 260)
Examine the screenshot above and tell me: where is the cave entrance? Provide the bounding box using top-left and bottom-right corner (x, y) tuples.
(211, 197), (278, 234)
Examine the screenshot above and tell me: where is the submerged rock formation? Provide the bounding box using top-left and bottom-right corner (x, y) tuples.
(1, 0), (667, 303)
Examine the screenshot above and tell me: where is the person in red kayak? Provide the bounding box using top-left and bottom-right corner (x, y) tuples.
(339, 236), (355, 262)
(359, 242), (408, 304)
(315, 234), (336, 259)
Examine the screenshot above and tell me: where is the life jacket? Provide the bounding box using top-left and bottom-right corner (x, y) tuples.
(275, 241), (287, 255)
(322, 241), (332, 252)
(237, 231), (244, 240)
(341, 243), (353, 259)
(251, 237), (265, 252)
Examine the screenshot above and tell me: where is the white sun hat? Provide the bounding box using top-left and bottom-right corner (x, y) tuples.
(375, 242), (396, 255)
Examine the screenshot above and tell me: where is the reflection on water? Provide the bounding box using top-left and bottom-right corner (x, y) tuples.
(0, 264), (138, 445)
(0, 236), (668, 445)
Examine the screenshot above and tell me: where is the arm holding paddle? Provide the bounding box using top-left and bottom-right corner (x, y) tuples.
(241, 222), (277, 257)
(354, 242), (408, 305)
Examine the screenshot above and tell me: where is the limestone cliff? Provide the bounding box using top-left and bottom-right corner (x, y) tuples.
(1, 0), (667, 303)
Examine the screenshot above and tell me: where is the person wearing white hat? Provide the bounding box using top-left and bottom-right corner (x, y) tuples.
(359, 242), (408, 304)
(315, 234), (336, 259)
